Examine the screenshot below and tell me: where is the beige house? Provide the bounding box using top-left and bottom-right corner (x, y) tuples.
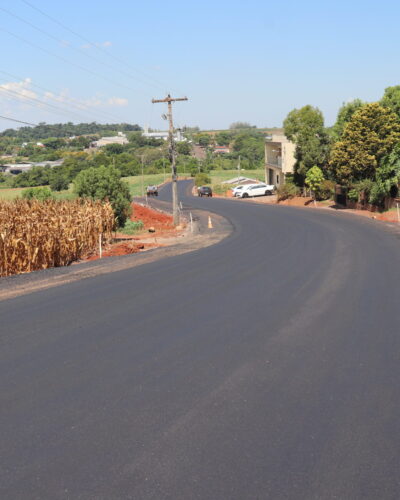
(265, 134), (296, 186)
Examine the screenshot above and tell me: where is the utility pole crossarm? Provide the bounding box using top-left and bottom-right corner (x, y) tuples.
(152, 96), (188, 104)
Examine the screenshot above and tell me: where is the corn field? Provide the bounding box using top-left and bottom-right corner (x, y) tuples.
(0, 199), (115, 277)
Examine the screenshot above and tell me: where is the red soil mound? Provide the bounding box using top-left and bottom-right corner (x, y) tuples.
(131, 203), (174, 229)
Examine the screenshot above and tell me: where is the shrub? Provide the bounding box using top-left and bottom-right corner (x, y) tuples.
(368, 181), (387, 206)
(276, 182), (300, 201)
(49, 171), (69, 191)
(212, 183), (228, 195)
(347, 189), (359, 202)
(305, 166), (325, 198)
(194, 172), (211, 186)
(22, 187), (54, 201)
(121, 220), (144, 234)
(73, 166), (131, 226)
(318, 179), (335, 200)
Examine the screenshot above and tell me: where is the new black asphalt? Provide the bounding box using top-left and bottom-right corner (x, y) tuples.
(1, 180), (400, 499)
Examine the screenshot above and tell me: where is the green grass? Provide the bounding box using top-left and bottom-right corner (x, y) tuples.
(120, 219), (145, 235)
(0, 170), (265, 201)
(124, 173), (172, 197)
(0, 187), (26, 200)
(0, 185), (75, 201)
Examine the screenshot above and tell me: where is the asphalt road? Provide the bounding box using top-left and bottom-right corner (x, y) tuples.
(1, 181), (400, 499)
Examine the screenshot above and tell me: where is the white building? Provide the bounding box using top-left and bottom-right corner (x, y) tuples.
(94, 132), (129, 148)
(142, 127), (185, 142)
(265, 134), (296, 187)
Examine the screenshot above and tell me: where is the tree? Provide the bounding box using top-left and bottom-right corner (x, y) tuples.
(12, 166), (51, 187)
(43, 137), (66, 150)
(104, 143), (125, 155)
(305, 166), (325, 199)
(229, 122), (254, 130)
(215, 131), (233, 145)
(176, 142), (191, 155)
(196, 134), (212, 147)
(231, 131), (264, 168)
(331, 99), (365, 140)
(329, 103), (400, 185)
(369, 143), (400, 204)
(49, 170), (69, 191)
(283, 105), (330, 183)
(381, 85), (400, 119)
(73, 166), (131, 226)
(22, 187), (54, 200)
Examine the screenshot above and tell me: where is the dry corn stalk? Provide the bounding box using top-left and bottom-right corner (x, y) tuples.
(0, 199), (115, 277)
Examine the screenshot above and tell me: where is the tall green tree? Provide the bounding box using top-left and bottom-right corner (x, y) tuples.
(283, 105), (330, 183)
(329, 102), (400, 185)
(331, 99), (365, 140)
(381, 85), (400, 119)
(231, 131), (264, 168)
(369, 143), (400, 204)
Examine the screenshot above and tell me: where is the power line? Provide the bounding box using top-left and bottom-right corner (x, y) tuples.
(0, 26), (144, 95)
(0, 6), (162, 94)
(20, 0), (180, 94)
(0, 85), (102, 122)
(0, 70), (131, 123)
(0, 115), (36, 126)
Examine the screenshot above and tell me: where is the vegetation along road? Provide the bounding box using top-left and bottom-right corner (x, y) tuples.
(1, 180), (400, 499)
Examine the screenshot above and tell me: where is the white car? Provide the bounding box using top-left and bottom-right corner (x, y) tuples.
(232, 185), (245, 197)
(238, 183), (274, 198)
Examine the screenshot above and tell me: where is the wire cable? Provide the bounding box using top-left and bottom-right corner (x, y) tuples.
(0, 85), (105, 122)
(20, 0), (182, 95)
(0, 26), (145, 95)
(0, 6), (161, 94)
(0, 70), (130, 123)
(0, 115), (36, 126)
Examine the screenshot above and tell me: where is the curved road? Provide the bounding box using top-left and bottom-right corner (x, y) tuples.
(1, 181), (400, 499)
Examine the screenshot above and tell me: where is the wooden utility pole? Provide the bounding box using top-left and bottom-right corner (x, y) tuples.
(152, 94), (188, 225)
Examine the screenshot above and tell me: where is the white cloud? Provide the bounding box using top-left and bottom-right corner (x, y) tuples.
(107, 96), (128, 107)
(0, 78), (127, 116)
(0, 78), (38, 102)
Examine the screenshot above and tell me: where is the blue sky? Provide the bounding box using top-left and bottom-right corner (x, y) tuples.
(0, 0), (399, 131)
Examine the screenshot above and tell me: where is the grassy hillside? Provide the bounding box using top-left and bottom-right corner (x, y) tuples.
(0, 170), (265, 200)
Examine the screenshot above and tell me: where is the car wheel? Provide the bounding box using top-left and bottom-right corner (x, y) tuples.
(242, 193), (249, 198)
(265, 190), (272, 196)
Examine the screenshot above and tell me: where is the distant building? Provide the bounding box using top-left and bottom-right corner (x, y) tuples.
(142, 126), (185, 142)
(93, 132), (129, 148)
(0, 159), (64, 174)
(265, 134), (296, 187)
(214, 145), (230, 154)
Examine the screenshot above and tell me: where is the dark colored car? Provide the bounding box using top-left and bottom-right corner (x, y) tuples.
(146, 185), (158, 196)
(198, 186), (212, 197)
